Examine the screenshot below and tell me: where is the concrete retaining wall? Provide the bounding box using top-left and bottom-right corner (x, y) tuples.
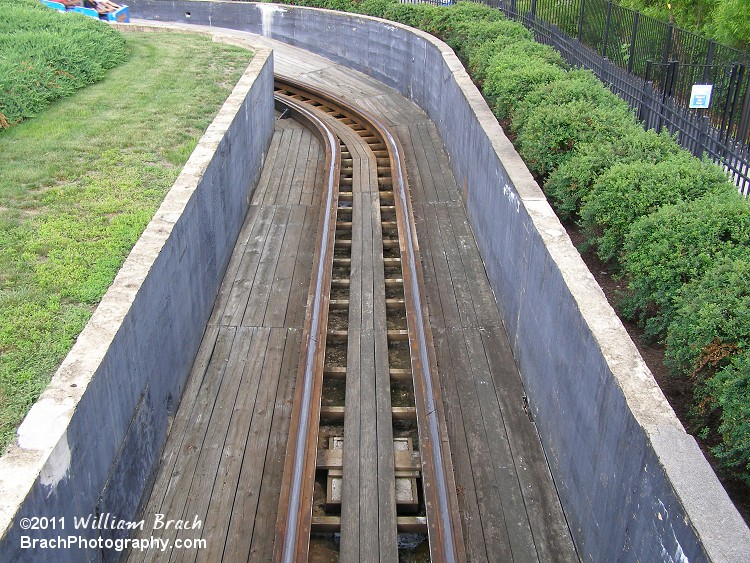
(0, 32), (274, 561)
(127, 2), (750, 561)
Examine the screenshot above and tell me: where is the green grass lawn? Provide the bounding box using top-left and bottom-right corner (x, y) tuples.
(0, 31), (254, 451)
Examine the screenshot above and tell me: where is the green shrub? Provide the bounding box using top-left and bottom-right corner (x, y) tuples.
(579, 154), (732, 264)
(441, 1), (503, 22)
(482, 44), (567, 121)
(511, 69), (628, 134)
(381, 2), (442, 30)
(0, 0), (127, 129)
(422, 2), (504, 52)
(666, 257), (750, 377)
(665, 258), (750, 483)
(515, 100), (637, 178)
(620, 190), (750, 340)
(320, 0), (359, 10)
(355, 0), (393, 18)
(428, 1), (504, 29)
(380, 2), (506, 57)
(544, 128), (683, 221)
(441, 18), (526, 62)
(467, 25), (536, 81)
(707, 351), (750, 485)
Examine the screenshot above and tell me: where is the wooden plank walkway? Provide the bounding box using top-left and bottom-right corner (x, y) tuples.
(129, 116), (321, 562)
(130, 32), (577, 562)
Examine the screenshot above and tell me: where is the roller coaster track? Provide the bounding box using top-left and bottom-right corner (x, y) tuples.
(272, 77), (465, 562)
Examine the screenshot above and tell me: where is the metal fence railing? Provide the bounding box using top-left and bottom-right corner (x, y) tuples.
(492, 0), (750, 194)
(495, 0), (750, 194)
(408, 0), (750, 194)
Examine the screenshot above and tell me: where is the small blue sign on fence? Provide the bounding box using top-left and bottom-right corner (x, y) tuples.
(690, 84), (713, 109)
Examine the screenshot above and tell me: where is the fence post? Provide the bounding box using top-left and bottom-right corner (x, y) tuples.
(661, 23), (673, 65)
(738, 75), (750, 145)
(606, 58), (614, 90)
(602, 0), (613, 58)
(639, 80), (656, 130)
(529, 0), (537, 21)
(721, 64), (743, 145)
(705, 40), (715, 68)
(627, 11), (639, 74)
(697, 114), (709, 159)
(667, 60), (679, 98)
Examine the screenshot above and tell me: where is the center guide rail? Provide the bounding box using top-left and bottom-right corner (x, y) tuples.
(272, 76), (465, 562)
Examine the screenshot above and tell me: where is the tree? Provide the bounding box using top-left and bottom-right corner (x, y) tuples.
(618, 0), (750, 50)
(709, 0), (750, 50)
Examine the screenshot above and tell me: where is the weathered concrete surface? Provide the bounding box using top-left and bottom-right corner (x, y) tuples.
(0, 31), (274, 561)
(126, 2), (750, 561)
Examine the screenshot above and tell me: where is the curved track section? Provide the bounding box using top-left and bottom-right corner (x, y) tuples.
(273, 77), (465, 562)
(271, 93), (342, 562)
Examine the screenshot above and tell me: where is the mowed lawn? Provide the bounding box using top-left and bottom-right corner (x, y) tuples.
(0, 32), (253, 450)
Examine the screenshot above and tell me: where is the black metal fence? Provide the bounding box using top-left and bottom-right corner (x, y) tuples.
(491, 0), (750, 194)
(409, 0), (750, 194)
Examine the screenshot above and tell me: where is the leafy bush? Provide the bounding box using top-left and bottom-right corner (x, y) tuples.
(355, 1), (511, 78)
(707, 351), (750, 485)
(515, 99), (638, 177)
(442, 18), (527, 62)
(579, 154), (732, 264)
(666, 257), (750, 377)
(424, 0), (504, 38)
(665, 258), (750, 483)
(438, 1), (503, 23)
(482, 44), (567, 120)
(0, 0), (127, 129)
(272, 0), (356, 7)
(544, 127), (683, 220)
(320, 0), (359, 10)
(379, 2), (441, 30)
(381, 2), (505, 61)
(467, 24), (536, 82)
(709, 0), (750, 50)
(620, 190), (750, 340)
(511, 69), (629, 134)
(355, 0), (393, 18)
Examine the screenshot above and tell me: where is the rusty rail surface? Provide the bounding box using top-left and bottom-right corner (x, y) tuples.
(272, 93), (341, 563)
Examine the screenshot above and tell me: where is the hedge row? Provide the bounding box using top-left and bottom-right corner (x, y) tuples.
(0, 0), (127, 129)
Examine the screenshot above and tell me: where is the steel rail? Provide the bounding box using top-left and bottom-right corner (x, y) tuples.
(272, 94), (341, 563)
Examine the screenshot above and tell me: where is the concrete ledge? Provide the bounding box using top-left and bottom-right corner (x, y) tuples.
(124, 2), (750, 561)
(0, 27), (274, 561)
